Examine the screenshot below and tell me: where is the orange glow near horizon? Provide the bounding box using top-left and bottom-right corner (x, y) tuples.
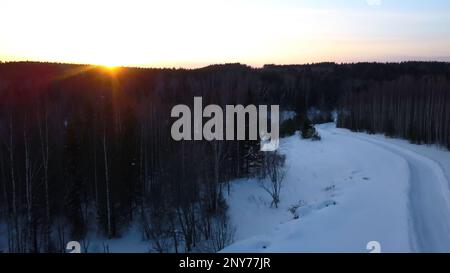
(103, 65), (119, 71)
(1, 0), (450, 68)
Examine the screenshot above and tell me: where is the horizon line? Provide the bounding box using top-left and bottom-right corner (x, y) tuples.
(2, 59), (450, 71)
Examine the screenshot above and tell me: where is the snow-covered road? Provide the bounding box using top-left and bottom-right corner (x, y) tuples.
(223, 124), (450, 253)
(328, 126), (450, 252)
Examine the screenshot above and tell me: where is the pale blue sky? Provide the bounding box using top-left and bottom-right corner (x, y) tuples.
(265, 0), (450, 12)
(0, 0), (449, 67)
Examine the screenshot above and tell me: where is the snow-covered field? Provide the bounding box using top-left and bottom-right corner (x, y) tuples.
(222, 123), (450, 253)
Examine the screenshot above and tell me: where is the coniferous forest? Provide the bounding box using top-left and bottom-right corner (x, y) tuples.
(0, 61), (449, 252)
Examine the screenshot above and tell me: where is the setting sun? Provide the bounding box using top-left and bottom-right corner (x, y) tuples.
(103, 65), (118, 72)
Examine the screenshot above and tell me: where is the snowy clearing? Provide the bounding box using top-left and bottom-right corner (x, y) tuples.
(222, 123), (450, 253)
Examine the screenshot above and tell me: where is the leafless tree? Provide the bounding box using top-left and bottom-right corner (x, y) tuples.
(206, 214), (235, 252)
(260, 152), (287, 208)
(38, 103), (51, 252)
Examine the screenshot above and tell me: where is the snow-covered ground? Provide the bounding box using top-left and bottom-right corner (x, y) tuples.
(222, 123), (450, 253)
(83, 225), (151, 253)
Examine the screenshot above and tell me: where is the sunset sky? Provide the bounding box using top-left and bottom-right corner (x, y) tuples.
(1, 0), (450, 68)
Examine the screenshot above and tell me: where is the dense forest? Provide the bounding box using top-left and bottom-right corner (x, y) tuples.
(0, 61), (449, 252)
(338, 74), (450, 148)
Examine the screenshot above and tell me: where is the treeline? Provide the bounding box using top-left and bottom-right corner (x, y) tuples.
(1, 61), (449, 252)
(337, 73), (450, 149)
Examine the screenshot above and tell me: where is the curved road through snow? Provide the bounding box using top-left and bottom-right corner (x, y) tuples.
(322, 125), (450, 252)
